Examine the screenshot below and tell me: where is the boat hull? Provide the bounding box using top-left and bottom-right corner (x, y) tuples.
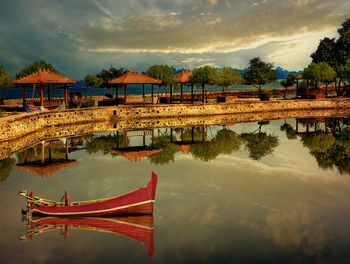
(28, 172), (157, 217)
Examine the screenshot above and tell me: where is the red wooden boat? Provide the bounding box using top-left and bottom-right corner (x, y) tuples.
(20, 215), (155, 257)
(19, 172), (157, 217)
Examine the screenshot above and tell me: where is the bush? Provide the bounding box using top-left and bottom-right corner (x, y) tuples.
(258, 91), (270, 101)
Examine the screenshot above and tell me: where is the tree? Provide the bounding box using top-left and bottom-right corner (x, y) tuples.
(280, 123), (297, 140)
(280, 73), (297, 99)
(339, 59), (350, 94)
(15, 60), (58, 79)
(243, 57), (278, 93)
(302, 62), (336, 90)
(338, 18), (350, 37)
(215, 128), (243, 154)
(146, 65), (175, 97)
(84, 74), (104, 88)
(190, 66), (220, 102)
(0, 66), (12, 90)
(218, 67), (243, 95)
(311, 38), (337, 70)
(96, 67), (128, 88)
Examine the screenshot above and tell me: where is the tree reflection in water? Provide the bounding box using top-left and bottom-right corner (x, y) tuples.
(297, 117), (350, 174)
(241, 122), (279, 160)
(0, 158), (15, 186)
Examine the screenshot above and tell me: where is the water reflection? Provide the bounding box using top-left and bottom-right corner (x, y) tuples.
(20, 215), (154, 257)
(15, 139), (77, 178)
(295, 117), (350, 174)
(0, 158), (15, 186)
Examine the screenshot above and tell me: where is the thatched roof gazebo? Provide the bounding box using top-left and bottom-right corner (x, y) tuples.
(12, 69), (76, 111)
(175, 70), (193, 103)
(108, 71), (161, 104)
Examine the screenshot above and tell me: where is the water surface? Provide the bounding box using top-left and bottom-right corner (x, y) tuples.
(1, 117), (350, 263)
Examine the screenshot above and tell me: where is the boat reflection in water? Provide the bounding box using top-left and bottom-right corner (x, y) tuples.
(19, 215), (155, 257)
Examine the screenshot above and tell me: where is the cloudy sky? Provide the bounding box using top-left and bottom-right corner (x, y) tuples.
(0, 0), (348, 79)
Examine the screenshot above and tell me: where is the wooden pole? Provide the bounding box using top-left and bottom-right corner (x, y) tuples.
(202, 83), (205, 103)
(40, 84), (44, 107)
(65, 138), (69, 160)
(296, 79), (299, 98)
(170, 84), (173, 104)
(124, 84), (127, 104)
(181, 83), (183, 103)
(22, 86), (26, 112)
(306, 79), (309, 97)
(142, 84), (145, 99)
(151, 84), (154, 104)
(24, 149), (27, 163)
(191, 83), (194, 103)
(41, 142), (45, 165)
(325, 82), (328, 97)
(64, 85), (68, 108)
(115, 87), (119, 105)
(143, 133), (146, 146)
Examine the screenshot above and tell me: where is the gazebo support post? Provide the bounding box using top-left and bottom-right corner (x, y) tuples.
(151, 84), (154, 104)
(191, 83), (194, 104)
(124, 84), (127, 104)
(181, 83), (183, 103)
(64, 84), (68, 109)
(142, 84), (145, 102)
(40, 84), (44, 107)
(65, 138), (69, 161)
(325, 82), (328, 97)
(296, 79), (299, 98)
(170, 84), (173, 104)
(115, 86), (119, 105)
(22, 86), (26, 112)
(202, 83), (205, 103)
(41, 142), (45, 165)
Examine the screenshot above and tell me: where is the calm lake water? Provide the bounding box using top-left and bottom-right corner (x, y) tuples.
(1, 117), (350, 263)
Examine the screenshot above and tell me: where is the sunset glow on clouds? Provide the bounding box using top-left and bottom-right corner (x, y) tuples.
(0, 0), (348, 78)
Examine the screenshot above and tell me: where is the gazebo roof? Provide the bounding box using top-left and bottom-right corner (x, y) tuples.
(15, 159), (78, 178)
(176, 70), (192, 83)
(109, 149), (162, 162)
(12, 69), (76, 84)
(108, 71), (162, 85)
(296, 74), (304, 80)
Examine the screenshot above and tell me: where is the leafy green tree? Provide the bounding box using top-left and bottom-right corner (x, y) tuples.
(190, 66), (220, 102)
(302, 62), (336, 89)
(338, 18), (350, 37)
(0, 66), (12, 90)
(84, 74), (104, 88)
(96, 67), (128, 88)
(147, 65), (175, 97)
(217, 67), (243, 95)
(243, 57), (278, 93)
(339, 59), (350, 94)
(311, 38), (338, 70)
(302, 133), (335, 153)
(0, 158), (15, 186)
(15, 60), (58, 79)
(280, 73), (297, 99)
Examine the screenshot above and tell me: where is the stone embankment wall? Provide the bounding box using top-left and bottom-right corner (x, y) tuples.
(111, 98), (350, 120)
(0, 98), (350, 142)
(0, 107), (109, 141)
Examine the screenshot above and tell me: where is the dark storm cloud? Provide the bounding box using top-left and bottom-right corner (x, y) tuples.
(0, 0), (348, 78)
